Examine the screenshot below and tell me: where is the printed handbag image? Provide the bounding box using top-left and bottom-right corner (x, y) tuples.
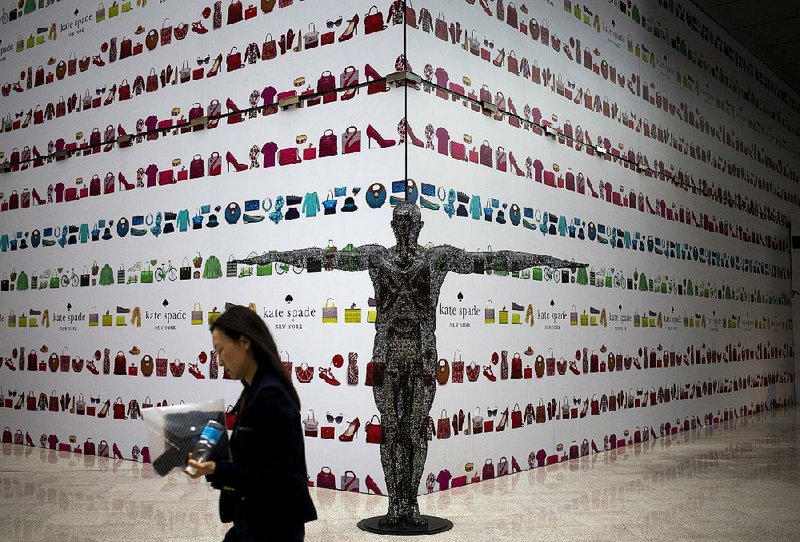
(436, 358), (450, 385)
(278, 148), (300, 165)
(161, 18), (172, 46)
(226, 47), (242, 71)
(342, 126), (361, 154)
(511, 403), (523, 428)
(434, 11), (447, 40)
(305, 23), (319, 48)
(262, 34), (277, 60)
(360, 359), (381, 386)
(365, 5), (385, 34)
(317, 70), (336, 101)
(191, 304), (203, 325)
(322, 299), (337, 323)
(319, 129), (338, 157)
(317, 467), (336, 489)
(480, 140), (493, 167)
(365, 415), (382, 443)
(482, 459), (495, 480)
(344, 303), (361, 323)
(228, 0), (243, 24)
(437, 410), (450, 439)
(146, 29), (159, 51)
(141, 355), (154, 377)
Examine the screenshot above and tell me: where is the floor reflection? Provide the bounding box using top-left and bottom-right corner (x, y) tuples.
(0, 407), (798, 541)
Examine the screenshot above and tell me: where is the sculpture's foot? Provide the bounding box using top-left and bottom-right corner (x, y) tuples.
(378, 512), (402, 528)
(404, 504), (428, 527)
(378, 502), (402, 527)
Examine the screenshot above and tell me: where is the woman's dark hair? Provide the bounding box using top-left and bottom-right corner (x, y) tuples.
(210, 304), (301, 409)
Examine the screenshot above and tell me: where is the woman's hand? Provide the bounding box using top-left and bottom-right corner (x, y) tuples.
(186, 453), (216, 478)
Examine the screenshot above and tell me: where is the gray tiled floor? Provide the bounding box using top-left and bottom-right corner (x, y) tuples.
(1, 407), (798, 541)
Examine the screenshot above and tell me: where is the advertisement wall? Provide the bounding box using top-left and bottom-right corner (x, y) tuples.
(0, 0), (797, 496)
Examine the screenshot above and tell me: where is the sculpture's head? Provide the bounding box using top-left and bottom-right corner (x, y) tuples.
(391, 202), (423, 248)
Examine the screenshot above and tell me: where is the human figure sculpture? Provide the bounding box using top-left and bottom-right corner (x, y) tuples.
(237, 202), (583, 529)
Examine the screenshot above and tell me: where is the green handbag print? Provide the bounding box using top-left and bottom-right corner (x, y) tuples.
(141, 264), (153, 283)
(49, 269), (60, 289)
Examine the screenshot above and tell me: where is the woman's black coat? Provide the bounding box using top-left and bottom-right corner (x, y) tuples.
(207, 368), (317, 526)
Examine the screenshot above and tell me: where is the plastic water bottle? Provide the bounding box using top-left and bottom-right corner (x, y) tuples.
(185, 420), (224, 475)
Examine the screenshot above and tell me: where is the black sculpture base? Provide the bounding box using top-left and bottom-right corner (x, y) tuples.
(357, 515), (453, 536)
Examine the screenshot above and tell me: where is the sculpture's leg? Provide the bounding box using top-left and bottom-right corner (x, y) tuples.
(377, 372), (402, 527)
(404, 374), (434, 526)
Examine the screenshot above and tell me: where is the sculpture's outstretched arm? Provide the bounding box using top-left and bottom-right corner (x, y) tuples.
(493, 251), (587, 272)
(235, 244), (388, 271)
(235, 248), (322, 269)
(430, 245), (586, 275)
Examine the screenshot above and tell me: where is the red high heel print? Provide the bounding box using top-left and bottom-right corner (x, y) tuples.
(32, 146), (44, 167)
(364, 63), (387, 94)
(206, 54), (223, 77)
(192, 20), (208, 34)
(365, 475), (383, 495)
(338, 14), (359, 42)
(226, 151), (248, 172)
(113, 442), (123, 459)
(226, 98), (243, 124)
(338, 417), (360, 441)
(483, 365), (496, 382)
(32, 188), (46, 205)
(367, 125), (396, 148)
(118, 172), (135, 190)
(509, 152), (524, 176)
(406, 122), (425, 147)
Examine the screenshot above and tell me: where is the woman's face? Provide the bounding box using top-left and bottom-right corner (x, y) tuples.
(212, 328), (257, 383)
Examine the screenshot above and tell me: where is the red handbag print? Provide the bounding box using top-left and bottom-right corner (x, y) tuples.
(365, 360), (384, 386)
(511, 403), (523, 428)
(161, 18), (172, 46)
(451, 351), (464, 383)
(262, 34), (277, 60)
(365, 5), (385, 34)
(227, 0), (243, 24)
(278, 148), (300, 165)
(319, 129), (338, 157)
(317, 467), (336, 489)
(190, 155), (205, 178)
(482, 459), (495, 480)
(146, 69), (158, 92)
(226, 47), (242, 71)
(479, 140), (493, 167)
(113, 397), (126, 419)
(434, 11), (447, 41)
(466, 362), (480, 382)
(437, 410), (450, 439)
(366, 415), (382, 443)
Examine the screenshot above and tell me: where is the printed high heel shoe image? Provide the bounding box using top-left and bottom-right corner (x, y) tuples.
(367, 125), (396, 148)
(338, 417), (360, 441)
(339, 14), (359, 41)
(226, 98), (243, 124)
(226, 151), (248, 172)
(364, 63), (387, 94)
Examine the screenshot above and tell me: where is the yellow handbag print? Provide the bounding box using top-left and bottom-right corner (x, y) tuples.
(344, 303), (361, 324)
(484, 300), (495, 324)
(102, 311), (113, 327)
(208, 307), (221, 325)
(498, 306), (509, 325)
(191, 303), (203, 325)
(322, 299), (337, 324)
(367, 298), (377, 323)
